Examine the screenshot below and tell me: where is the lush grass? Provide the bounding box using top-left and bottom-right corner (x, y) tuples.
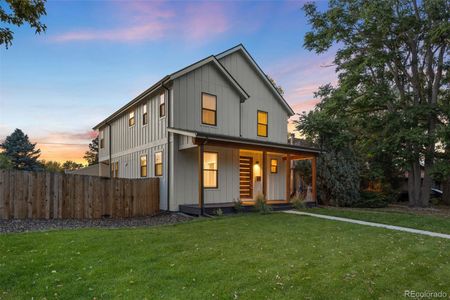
(1, 213), (449, 299)
(302, 207), (450, 235)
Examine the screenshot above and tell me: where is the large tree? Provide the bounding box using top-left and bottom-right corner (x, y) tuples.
(83, 136), (99, 166)
(301, 0), (449, 207)
(0, 128), (42, 171)
(62, 160), (83, 171)
(0, 0), (47, 48)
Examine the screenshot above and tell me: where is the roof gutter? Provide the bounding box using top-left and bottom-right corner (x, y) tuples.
(93, 75), (171, 130)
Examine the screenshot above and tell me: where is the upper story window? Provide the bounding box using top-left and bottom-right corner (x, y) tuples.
(257, 110), (268, 137)
(203, 152), (218, 188)
(270, 159), (278, 173)
(129, 111), (135, 127)
(142, 104), (148, 125)
(140, 155), (147, 177)
(159, 93), (165, 118)
(154, 151), (163, 176)
(99, 130), (104, 149)
(201, 93), (217, 126)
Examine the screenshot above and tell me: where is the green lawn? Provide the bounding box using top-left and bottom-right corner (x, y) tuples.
(301, 207), (450, 235)
(1, 213), (449, 299)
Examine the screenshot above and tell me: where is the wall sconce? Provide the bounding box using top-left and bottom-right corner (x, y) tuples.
(253, 161), (261, 177)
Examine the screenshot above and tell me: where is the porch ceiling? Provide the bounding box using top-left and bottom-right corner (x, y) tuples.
(168, 127), (320, 157)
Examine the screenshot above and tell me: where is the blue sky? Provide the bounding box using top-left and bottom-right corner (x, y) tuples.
(0, 0), (335, 162)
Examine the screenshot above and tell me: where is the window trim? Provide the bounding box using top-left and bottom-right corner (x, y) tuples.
(270, 159), (278, 173)
(111, 161), (119, 178)
(257, 110), (268, 137)
(203, 151), (218, 189)
(140, 155), (147, 178)
(99, 130), (104, 149)
(159, 93), (166, 118)
(142, 104), (148, 126)
(129, 110), (136, 127)
(154, 151), (163, 176)
(201, 92), (217, 126)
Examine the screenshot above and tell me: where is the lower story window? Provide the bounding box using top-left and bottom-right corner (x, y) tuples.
(270, 159), (278, 173)
(140, 155), (147, 177)
(203, 152), (218, 188)
(111, 161), (119, 178)
(155, 151), (163, 176)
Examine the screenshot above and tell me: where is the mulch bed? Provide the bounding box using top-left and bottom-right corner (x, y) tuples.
(0, 212), (193, 234)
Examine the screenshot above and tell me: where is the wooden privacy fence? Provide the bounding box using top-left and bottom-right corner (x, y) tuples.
(0, 170), (159, 220)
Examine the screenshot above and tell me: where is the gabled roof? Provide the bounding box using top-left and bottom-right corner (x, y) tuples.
(215, 44), (295, 116)
(169, 55), (249, 100)
(93, 54), (249, 130)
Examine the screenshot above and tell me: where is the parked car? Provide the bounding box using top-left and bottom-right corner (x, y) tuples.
(399, 188), (443, 202)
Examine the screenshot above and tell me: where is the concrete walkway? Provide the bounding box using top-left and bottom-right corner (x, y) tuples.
(284, 210), (450, 240)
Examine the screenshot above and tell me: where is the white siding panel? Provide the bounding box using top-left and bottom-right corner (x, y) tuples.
(219, 51), (289, 143)
(172, 62), (241, 137)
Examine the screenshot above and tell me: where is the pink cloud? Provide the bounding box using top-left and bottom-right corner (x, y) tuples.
(52, 1), (235, 43)
(53, 22), (169, 42)
(290, 99), (321, 114)
(183, 2), (231, 40)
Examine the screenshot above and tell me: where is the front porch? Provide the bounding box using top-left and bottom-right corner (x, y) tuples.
(169, 128), (320, 214)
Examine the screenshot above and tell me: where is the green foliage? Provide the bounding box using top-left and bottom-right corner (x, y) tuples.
(0, 129), (42, 171)
(355, 191), (389, 208)
(300, 0), (450, 207)
(254, 193), (272, 214)
(233, 199), (243, 213)
(41, 160), (63, 173)
(83, 136), (99, 166)
(266, 75), (284, 95)
(290, 194), (306, 209)
(317, 149), (361, 207)
(0, 153), (12, 170)
(0, 0), (47, 48)
(213, 208), (223, 216)
(62, 160), (83, 171)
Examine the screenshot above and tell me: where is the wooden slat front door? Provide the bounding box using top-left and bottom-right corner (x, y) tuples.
(240, 156), (253, 199)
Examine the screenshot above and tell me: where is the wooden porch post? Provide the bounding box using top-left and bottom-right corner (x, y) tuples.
(286, 154), (290, 202)
(262, 151), (267, 199)
(198, 144), (205, 215)
(312, 156), (317, 203)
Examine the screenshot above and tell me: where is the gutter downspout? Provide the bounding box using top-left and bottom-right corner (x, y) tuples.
(162, 82), (171, 212)
(108, 123), (112, 178)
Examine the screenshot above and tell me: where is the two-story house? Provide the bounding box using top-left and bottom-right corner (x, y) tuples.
(93, 44), (319, 213)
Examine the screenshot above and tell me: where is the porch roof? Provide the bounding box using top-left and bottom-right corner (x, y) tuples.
(167, 127), (321, 155)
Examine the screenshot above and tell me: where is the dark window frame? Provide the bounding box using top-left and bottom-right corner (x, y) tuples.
(154, 151), (163, 176)
(142, 104), (148, 126)
(203, 151), (218, 189)
(159, 93), (165, 118)
(257, 110), (268, 137)
(270, 159), (278, 173)
(100, 130), (104, 149)
(129, 110), (136, 127)
(140, 155), (147, 178)
(201, 92), (217, 126)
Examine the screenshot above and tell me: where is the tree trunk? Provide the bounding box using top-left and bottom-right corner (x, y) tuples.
(408, 161), (422, 207)
(443, 178), (450, 206)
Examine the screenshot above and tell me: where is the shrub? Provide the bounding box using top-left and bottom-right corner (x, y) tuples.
(290, 194), (306, 209)
(255, 193), (272, 214)
(233, 199), (243, 213)
(354, 191), (389, 208)
(317, 149), (361, 207)
(213, 208), (223, 216)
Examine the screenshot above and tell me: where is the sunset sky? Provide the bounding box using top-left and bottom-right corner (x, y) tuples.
(0, 0), (336, 164)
